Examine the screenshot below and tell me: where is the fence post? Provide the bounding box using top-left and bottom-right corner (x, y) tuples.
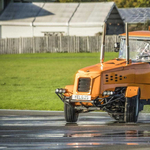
(60, 35), (62, 52)
(21, 37), (23, 54)
(19, 37), (21, 54)
(5, 38), (8, 54)
(68, 36), (70, 53)
(46, 36), (49, 53)
(87, 36), (90, 52)
(78, 37), (79, 52)
(33, 36), (35, 53)
(0, 39), (2, 54)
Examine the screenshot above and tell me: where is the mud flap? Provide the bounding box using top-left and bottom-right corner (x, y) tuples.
(125, 86), (139, 98)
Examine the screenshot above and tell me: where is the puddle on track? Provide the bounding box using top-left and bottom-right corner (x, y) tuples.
(1, 112), (150, 149)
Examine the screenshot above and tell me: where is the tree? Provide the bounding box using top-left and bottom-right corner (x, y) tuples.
(128, 20), (150, 31)
(108, 0), (150, 8)
(58, 0), (108, 2)
(58, 0), (150, 7)
(136, 0), (150, 7)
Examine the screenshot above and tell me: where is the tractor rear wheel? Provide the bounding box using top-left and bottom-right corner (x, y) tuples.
(64, 103), (79, 123)
(124, 89), (140, 123)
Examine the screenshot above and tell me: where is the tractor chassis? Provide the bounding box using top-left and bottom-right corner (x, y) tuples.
(55, 87), (126, 116)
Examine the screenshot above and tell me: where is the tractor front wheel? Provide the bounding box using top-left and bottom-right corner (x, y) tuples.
(124, 89), (140, 123)
(64, 103), (79, 123)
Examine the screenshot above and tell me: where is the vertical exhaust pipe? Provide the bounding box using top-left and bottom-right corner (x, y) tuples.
(100, 23), (106, 64)
(126, 23), (130, 65)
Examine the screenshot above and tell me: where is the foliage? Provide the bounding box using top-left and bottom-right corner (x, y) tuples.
(129, 20), (150, 31)
(58, 0), (107, 2)
(111, 0), (150, 8)
(58, 0), (150, 7)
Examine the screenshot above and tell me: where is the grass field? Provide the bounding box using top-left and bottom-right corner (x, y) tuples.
(0, 52), (150, 112)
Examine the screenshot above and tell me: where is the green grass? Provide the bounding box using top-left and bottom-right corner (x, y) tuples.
(0, 52), (117, 111)
(0, 52), (149, 112)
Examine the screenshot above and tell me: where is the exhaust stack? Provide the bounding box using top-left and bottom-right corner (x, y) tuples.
(126, 23), (130, 65)
(100, 23), (106, 64)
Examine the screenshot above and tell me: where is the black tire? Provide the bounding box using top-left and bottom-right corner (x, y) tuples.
(124, 89), (140, 123)
(64, 103), (79, 123)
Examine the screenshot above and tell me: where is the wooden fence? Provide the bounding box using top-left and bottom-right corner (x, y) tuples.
(0, 35), (120, 54)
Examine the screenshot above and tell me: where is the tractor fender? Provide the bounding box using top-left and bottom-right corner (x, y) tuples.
(125, 86), (139, 98)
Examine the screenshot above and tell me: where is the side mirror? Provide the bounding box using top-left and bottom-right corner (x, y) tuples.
(114, 42), (120, 52)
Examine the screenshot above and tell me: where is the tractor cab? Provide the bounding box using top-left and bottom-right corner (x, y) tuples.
(119, 31), (150, 62)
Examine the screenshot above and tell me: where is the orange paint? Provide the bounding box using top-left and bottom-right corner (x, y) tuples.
(121, 31), (150, 37)
(126, 143), (139, 145)
(64, 85), (74, 97)
(65, 85), (74, 94)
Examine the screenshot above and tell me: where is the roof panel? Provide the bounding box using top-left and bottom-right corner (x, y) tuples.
(70, 2), (114, 25)
(0, 2), (52, 25)
(0, 3), (45, 21)
(0, 2), (118, 26)
(34, 3), (79, 25)
(119, 8), (150, 23)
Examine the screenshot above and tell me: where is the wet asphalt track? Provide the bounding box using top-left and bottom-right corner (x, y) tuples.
(0, 110), (150, 150)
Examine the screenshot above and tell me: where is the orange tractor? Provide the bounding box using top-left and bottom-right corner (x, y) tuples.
(55, 23), (150, 123)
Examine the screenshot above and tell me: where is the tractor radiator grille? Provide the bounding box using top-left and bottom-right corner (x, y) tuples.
(78, 78), (91, 92)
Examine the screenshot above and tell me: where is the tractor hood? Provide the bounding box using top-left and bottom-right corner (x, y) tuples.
(78, 59), (127, 74)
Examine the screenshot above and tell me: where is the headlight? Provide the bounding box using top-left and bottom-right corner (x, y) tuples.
(62, 89), (66, 93)
(55, 89), (59, 93)
(55, 88), (66, 93)
(103, 91), (114, 96)
(59, 89), (63, 93)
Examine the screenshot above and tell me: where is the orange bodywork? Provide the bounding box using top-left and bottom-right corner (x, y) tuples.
(64, 85), (74, 97)
(64, 31), (150, 106)
(65, 59), (150, 106)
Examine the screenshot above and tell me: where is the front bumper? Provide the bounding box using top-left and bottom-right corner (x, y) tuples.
(55, 89), (101, 108)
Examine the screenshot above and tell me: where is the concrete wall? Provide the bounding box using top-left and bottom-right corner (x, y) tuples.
(1, 24), (104, 37)
(0, 25), (104, 38)
(1, 26), (33, 38)
(33, 26), (68, 36)
(1, 25), (69, 38)
(69, 26), (103, 36)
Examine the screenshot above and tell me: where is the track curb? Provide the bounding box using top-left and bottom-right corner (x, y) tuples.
(0, 109), (107, 116)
